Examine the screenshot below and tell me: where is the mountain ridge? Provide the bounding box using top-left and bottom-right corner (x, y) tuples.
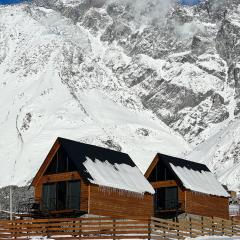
(0, 0), (240, 191)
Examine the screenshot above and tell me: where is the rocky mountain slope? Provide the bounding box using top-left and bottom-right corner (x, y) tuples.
(0, 0), (239, 191)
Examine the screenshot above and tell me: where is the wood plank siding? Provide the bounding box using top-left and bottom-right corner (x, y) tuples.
(35, 175), (152, 218)
(88, 185), (153, 218)
(184, 190), (229, 219)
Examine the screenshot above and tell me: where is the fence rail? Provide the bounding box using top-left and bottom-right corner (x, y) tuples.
(151, 216), (240, 240)
(0, 216), (239, 239)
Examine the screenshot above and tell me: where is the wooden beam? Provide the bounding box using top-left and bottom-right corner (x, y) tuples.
(150, 180), (177, 188)
(39, 171), (81, 184)
(144, 154), (159, 178)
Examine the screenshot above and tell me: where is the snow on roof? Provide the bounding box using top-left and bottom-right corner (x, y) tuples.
(170, 163), (230, 197)
(83, 157), (155, 195)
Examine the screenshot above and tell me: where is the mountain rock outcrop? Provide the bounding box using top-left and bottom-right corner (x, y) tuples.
(0, 0), (240, 191)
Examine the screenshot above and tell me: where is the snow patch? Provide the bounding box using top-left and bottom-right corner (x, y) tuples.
(83, 157), (155, 194)
(170, 164), (229, 197)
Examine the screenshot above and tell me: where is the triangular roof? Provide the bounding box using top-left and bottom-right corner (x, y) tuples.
(145, 153), (229, 198)
(32, 137), (154, 195)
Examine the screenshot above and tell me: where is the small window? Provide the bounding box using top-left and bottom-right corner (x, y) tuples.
(68, 157), (76, 172)
(45, 155), (57, 174)
(57, 147), (68, 173)
(44, 147), (77, 175)
(148, 161), (175, 182)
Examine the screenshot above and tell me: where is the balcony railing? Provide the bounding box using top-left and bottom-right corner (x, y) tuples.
(41, 195), (80, 211)
(154, 200), (184, 212)
(17, 196), (84, 218)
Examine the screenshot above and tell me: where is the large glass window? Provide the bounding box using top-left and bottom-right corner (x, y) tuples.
(67, 181), (80, 210)
(154, 187), (178, 211)
(165, 187), (178, 209)
(41, 181), (80, 211)
(57, 181), (67, 210)
(42, 183), (56, 211)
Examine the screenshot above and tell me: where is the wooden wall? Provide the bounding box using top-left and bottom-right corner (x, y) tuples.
(88, 185), (153, 219)
(34, 174), (153, 218)
(184, 190), (229, 219)
(148, 180), (229, 219)
(178, 186), (186, 212)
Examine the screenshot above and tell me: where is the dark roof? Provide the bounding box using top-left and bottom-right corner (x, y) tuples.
(157, 153), (210, 172)
(58, 137), (136, 183)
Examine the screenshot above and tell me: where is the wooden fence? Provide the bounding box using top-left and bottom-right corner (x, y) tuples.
(151, 216), (240, 239)
(0, 216), (239, 240)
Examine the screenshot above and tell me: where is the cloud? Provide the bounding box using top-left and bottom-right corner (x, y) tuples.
(106, 0), (205, 39)
(174, 20), (204, 39)
(107, 0), (178, 26)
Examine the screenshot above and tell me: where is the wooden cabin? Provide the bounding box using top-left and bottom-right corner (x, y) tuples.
(145, 153), (230, 219)
(30, 137), (154, 219)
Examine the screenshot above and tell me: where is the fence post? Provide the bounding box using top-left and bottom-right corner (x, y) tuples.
(162, 219), (166, 239)
(78, 219), (82, 239)
(201, 216), (204, 235)
(189, 217), (192, 238)
(211, 217), (214, 236)
(112, 219), (116, 239)
(46, 219), (50, 238)
(175, 218), (180, 240)
(221, 219), (224, 236)
(148, 218), (151, 240)
(12, 221), (16, 239)
(231, 216), (234, 236)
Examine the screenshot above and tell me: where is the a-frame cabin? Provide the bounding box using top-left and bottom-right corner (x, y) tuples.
(30, 137), (154, 219)
(145, 153), (230, 219)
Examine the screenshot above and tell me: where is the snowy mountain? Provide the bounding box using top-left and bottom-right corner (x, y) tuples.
(0, 0), (240, 191)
